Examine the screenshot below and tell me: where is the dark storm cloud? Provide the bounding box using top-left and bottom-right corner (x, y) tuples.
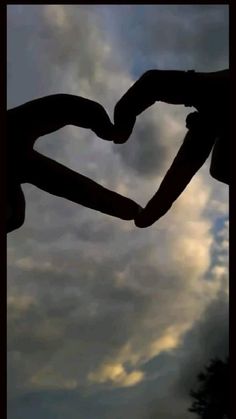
(7, 389), (113, 419)
(106, 288), (228, 419)
(173, 290), (228, 396)
(138, 290), (228, 419)
(107, 5), (228, 73)
(113, 112), (168, 178)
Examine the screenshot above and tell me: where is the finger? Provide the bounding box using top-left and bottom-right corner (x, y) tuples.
(113, 69), (200, 144)
(112, 116), (136, 144)
(90, 106), (117, 141)
(26, 151), (141, 220)
(113, 71), (157, 143)
(8, 94), (116, 142)
(134, 115), (216, 228)
(134, 201), (172, 228)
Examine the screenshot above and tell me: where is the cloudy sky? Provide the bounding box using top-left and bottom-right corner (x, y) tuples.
(7, 5), (229, 419)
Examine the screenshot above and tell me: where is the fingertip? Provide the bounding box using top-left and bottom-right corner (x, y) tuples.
(134, 219), (150, 228)
(113, 138), (128, 144)
(112, 128), (130, 144)
(134, 215), (151, 228)
(134, 207), (158, 227)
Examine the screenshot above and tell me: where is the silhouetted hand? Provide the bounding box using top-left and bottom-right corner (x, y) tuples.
(7, 94), (142, 233)
(113, 69), (229, 227)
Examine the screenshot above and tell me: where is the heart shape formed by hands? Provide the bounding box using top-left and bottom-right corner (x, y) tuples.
(7, 69), (229, 234)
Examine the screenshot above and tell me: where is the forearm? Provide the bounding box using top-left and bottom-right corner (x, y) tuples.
(26, 151), (140, 221)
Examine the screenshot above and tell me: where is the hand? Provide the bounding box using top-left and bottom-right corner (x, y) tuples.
(113, 69), (229, 227)
(113, 69), (201, 144)
(7, 94), (142, 233)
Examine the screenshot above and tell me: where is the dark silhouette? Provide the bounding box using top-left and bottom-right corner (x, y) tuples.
(188, 357), (229, 419)
(113, 69), (229, 227)
(7, 94), (141, 233)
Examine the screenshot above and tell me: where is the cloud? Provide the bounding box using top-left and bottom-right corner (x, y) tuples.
(173, 289), (228, 400)
(7, 185), (224, 402)
(30, 367), (78, 390)
(105, 5), (229, 72)
(113, 103), (189, 178)
(88, 362), (144, 387)
(110, 287), (228, 419)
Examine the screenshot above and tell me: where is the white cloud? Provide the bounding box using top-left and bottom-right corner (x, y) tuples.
(88, 362), (144, 387)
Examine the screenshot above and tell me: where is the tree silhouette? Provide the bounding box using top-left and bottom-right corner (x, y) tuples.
(189, 358), (229, 419)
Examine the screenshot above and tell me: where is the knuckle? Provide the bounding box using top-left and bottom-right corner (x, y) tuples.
(141, 69), (158, 83)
